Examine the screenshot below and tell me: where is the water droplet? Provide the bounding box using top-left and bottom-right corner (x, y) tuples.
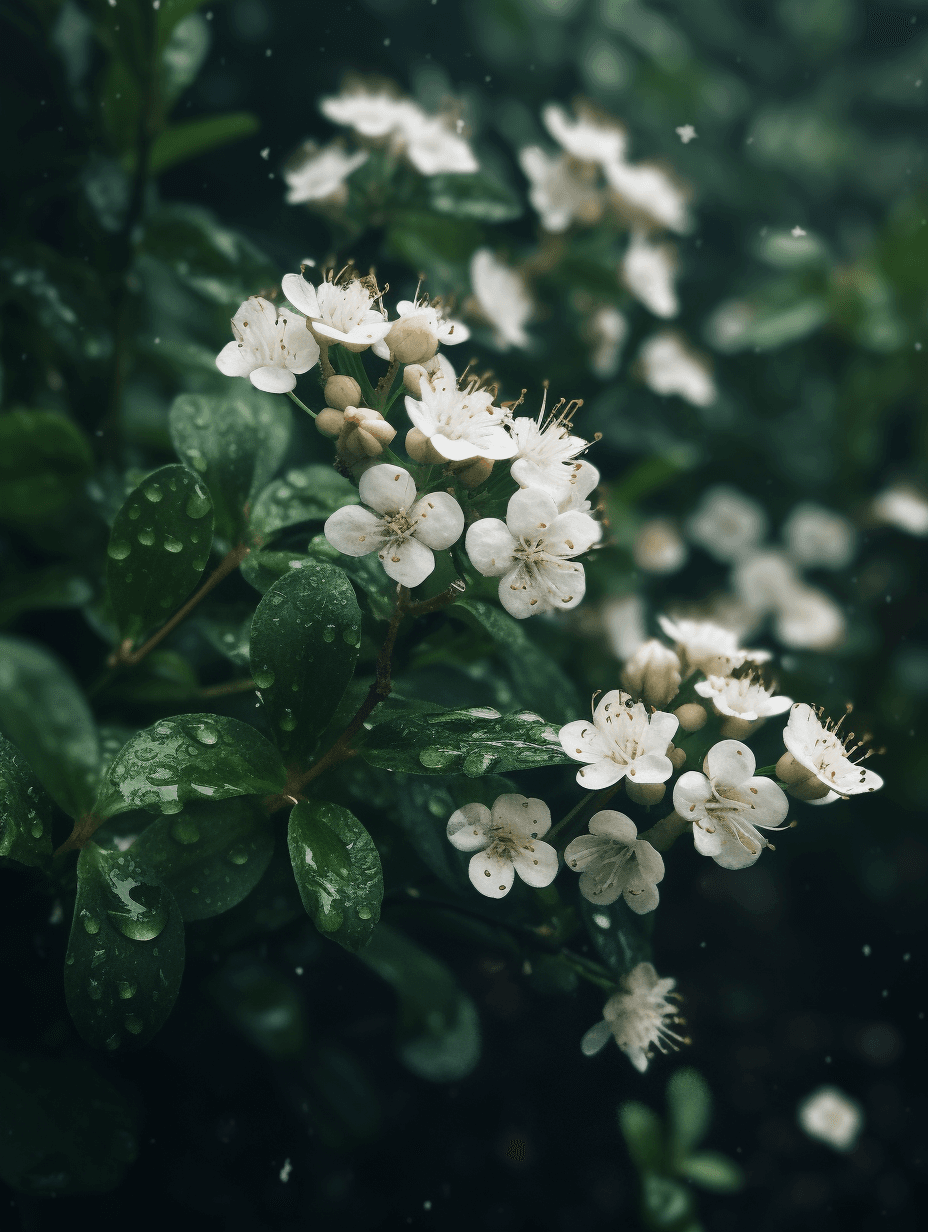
(137, 528), (155, 546)
(118, 980), (137, 999)
(107, 877), (168, 941)
(290, 681), (299, 692)
(322, 625), (336, 643)
(107, 540), (131, 560)
(164, 536), (183, 553)
(127, 506), (141, 520)
(31, 820), (43, 838)
(168, 479), (177, 492)
(82, 912), (100, 935)
(253, 669), (275, 689)
(191, 721), (219, 745)
(171, 818), (200, 845)
(105, 1033), (121, 1050)
(342, 626), (359, 646)
(87, 978), (103, 1001)
(124, 1015), (143, 1035)
(357, 905), (372, 920)
(227, 847), (249, 865)
(186, 486), (211, 519)
(278, 709), (297, 732)
(149, 766), (173, 783)
(144, 484), (163, 503)
(419, 747), (457, 769)
(159, 798), (183, 815)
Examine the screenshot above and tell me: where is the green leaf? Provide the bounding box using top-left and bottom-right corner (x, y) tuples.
(449, 599), (581, 723)
(358, 924), (481, 1082)
(64, 843), (185, 1050)
(156, 0), (219, 42)
(667, 1068), (712, 1161)
(161, 12), (210, 105)
(0, 1050), (138, 1196)
(287, 801), (383, 952)
(428, 171), (523, 223)
(240, 548), (309, 594)
(618, 1101), (666, 1171)
(641, 1174), (695, 1228)
(95, 713), (286, 819)
(678, 1151), (744, 1193)
(150, 112), (260, 175)
(195, 606), (252, 666)
(106, 463), (214, 644)
(361, 706), (572, 776)
(249, 465), (358, 545)
(249, 565), (361, 763)
(169, 391), (292, 543)
(211, 960), (305, 1057)
(0, 637), (100, 819)
(132, 796), (274, 921)
(580, 893), (654, 979)
(0, 410), (93, 527)
(0, 734), (55, 867)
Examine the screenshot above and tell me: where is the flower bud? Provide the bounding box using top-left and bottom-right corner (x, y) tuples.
(674, 703), (707, 732)
(405, 427), (446, 465)
(668, 744), (686, 771)
(403, 364), (428, 397)
(720, 715), (760, 740)
(455, 456), (494, 489)
(621, 639), (681, 707)
(385, 319), (439, 365)
(337, 407), (396, 461)
(316, 408), (345, 438)
(324, 375), (362, 410)
(625, 780), (666, 806)
(776, 751), (830, 800)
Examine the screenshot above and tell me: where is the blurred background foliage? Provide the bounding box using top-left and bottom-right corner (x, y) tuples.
(0, 1), (925, 1229)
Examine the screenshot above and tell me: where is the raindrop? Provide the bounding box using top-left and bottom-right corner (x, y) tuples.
(227, 847), (249, 865)
(164, 536), (183, 553)
(290, 682), (299, 692)
(357, 905), (372, 920)
(124, 1015), (144, 1034)
(137, 528), (155, 546)
(127, 506), (141, 521)
(148, 766), (172, 783)
(191, 721), (219, 745)
(118, 980), (137, 999)
(31, 820), (43, 838)
(342, 626), (359, 646)
(322, 625), (336, 643)
(107, 540), (131, 560)
(87, 978), (103, 1001)
(144, 484), (163, 503)
(82, 912), (101, 935)
(171, 818), (200, 845)
(107, 878), (168, 941)
(186, 486), (211, 519)
(105, 1034), (121, 1050)
(253, 669), (275, 689)
(419, 747), (457, 769)
(278, 709), (297, 732)
(159, 798), (184, 815)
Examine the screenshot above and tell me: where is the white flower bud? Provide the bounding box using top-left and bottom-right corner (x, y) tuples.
(668, 745), (686, 771)
(337, 407), (396, 461)
(454, 456), (494, 489)
(316, 408), (345, 438)
(720, 715), (761, 740)
(625, 780), (666, 806)
(385, 319), (439, 365)
(776, 750), (831, 800)
(622, 639), (682, 707)
(405, 427), (446, 465)
(324, 375), (362, 410)
(674, 703), (707, 732)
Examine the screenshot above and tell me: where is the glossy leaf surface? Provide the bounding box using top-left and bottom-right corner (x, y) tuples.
(0, 410), (93, 527)
(249, 464), (357, 544)
(0, 733), (55, 867)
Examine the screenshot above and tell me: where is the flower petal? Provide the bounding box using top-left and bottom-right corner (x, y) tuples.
(216, 340), (254, 377)
(643, 710), (680, 749)
(447, 802), (491, 850)
(410, 491), (465, 550)
(581, 1019), (613, 1057)
(282, 314), (320, 373)
(626, 752), (674, 784)
(282, 272), (321, 318)
(713, 822), (764, 869)
(359, 464), (417, 514)
(505, 486), (561, 538)
(740, 776), (789, 828)
(564, 834), (613, 872)
(428, 433), (485, 461)
(577, 759), (626, 789)
(632, 840), (665, 885)
(558, 719), (611, 765)
(623, 881), (660, 914)
(578, 868), (625, 905)
(491, 794), (551, 838)
(512, 839), (559, 888)
(465, 519), (516, 577)
(468, 850), (515, 898)
(324, 506), (383, 557)
(673, 770), (713, 819)
(378, 536), (435, 587)
(704, 738), (755, 786)
(249, 365), (296, 393)
(546, 510), (602, 557)
(692, 817), (723, 857)
(537, 559), (586, 611)
(588, 810), (637, 844)
(497, 565), (550, 618)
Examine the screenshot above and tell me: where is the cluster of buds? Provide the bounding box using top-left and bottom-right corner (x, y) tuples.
(315, 375), (397, 462)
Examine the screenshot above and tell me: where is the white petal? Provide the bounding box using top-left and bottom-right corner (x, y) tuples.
(470, 424), (518, 461)
(324, 506), (384, 557)
(359, 464), (418, 514)
(576, 759), (626, 789)
(465, 519), (516, 577)
(512, 839), (559, 887)
(623, 881), (660, 914)
(378, 536), (435, 587)
(410, 491), (465, 550)
(625, 752), (674, 784)
(536, 559), (586, 611)
(704, 739), (755, 786)
(282, 272), (321, 318)
(673, 771), (713, 819)
(643, 710), (680, 749)
(216, 340), (254, 377)
(564, 835), (612, 872)
(497, 566), (550, 618)
(428, 433), (485, 462)
(692, 817), (723, 857)
(491, 794), (551, 837)
(581, 1019), (613, 1057)
(371, 337), (391, 360)
(546, 511), (602, 557)
(588, 810), (637, 844)
(506, 487), (561, 538)
(713, 823), (764, 869)
(740, 776), (790, 827)
(447, 802), (492, 850)
(282, 314), (320, 372)
(249, 365), (296, 393)
(559, 719), (611, 765)
(314, 320), (392, 346)
(633, 840), (665, 885)
(468, 850), (515, 898)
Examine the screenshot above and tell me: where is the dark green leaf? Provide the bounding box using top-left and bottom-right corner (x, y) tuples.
(0, 636), (100, 819)
(249, 465), (358, 545)
(95, 713), (286, 819)
(618, 1101), (667, 1171)
(106, 463), (214, 644)
(0, 1050), (138, 1196)
(428, 171), (523, 223)
(678, 1151), (744, 1193)
(0, 411), (92, 527)
(641, 1174), (695, 1227)
(156, 0), (217, 42)
(667, 1068), (712, 1161)
(150, 113), (260, 175)
(240, 548), (309, 594)
(305, 1044), (381, 1147)
(358, 924), (481, 1081)
(250, 565), (361, 763)
(288, 801), (383, 952)
(64, 843), (185, 1050)
(580, 893), (654, 979)
(0, 734), (55, 867)
(361, 706), (571, 776)
(195, 606), (252, 666)
(169, 391), (291, 543)
(132, 796), (274, 920)
(160, 12), (209, 105)
(211, 959), (305, 1057)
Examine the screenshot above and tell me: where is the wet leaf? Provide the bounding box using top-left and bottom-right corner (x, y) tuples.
(0, 410), (92, 527)
(150, 112), (259, 175)
(0, 636), (100, 819)
(288, 801), (383, 952)
(95, 713), (286, 819)
(64, 843), (185, 1050)
(106, 463), (214, 644)
(678, 1150), (744, 1193)
(0, 733), (55, 867)
(249, 464), (357, 545)
(250, 564), (361, 764)
(580, 893), (654, 979)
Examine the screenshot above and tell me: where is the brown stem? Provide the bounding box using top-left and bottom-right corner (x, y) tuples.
(198, 678), (257, 699)
(109, 544), (250, 669)
(55, 812), (103, 857)
(373, 355), (400, 411)
(549, 782), (622, 846)
(317, 337), (336, 382)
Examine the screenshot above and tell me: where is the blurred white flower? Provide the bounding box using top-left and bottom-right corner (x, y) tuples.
(559, 691), (678, 790)
(798, 1087), (863, 1152)
(405, 380), (515, 462)
(542, 102), (627, 166)
(215, 296), (319, 394)
(733, 549), (801, 614)
(284, 143), (368, 205)
(446, 794), (558, 898)
(695, 673), (792, 723)
(587, 305), (628, 378)
(676, 125), (697, 144)
(509, 400), (589, 497)
(282, 272), (391, 349)
(320, 86), (416, 138)
(774, 584), (846, 650)
(604, 159), (690, 233)
(658, 615), (770, 677)
(686, 486), (768, 563)
(673, 739), (790, 869)
(601, 594), (647, 661)
(518, 146), (601, 232)
(622, 231), (678, 318)
(621, 639), (682, 708)
(373, 295), (469, 361)
(633, 518), (688, 574)
(565, 810), (664, 912)
(639, 332), (716, 406)
(323, 464), (463, 588)
(783, 503), (856, 570)
(469, 249), (533, 350)
(872, 483), (928, 535)
(581, 962), (685, 1072)
(465, 487), (601, 618)
(782, 703), (883, 799)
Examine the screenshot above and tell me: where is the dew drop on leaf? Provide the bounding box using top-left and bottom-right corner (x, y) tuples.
(185, 487), (211, 519)
(81, 912), (100, 935)
(171, 818), (200, 845)
(278, 709), (297, 732)
(357, 905), (372, 920)
(124, 1015), (144, 1034)
(118, 980), (136, 999)
(190, 721), (219, 746)
(227, 846), (249, 865)
(127, 506), (141, 520)
(137, 529), (155, 546)
(322, 625), (336, 643)
(144, 484), (163, 503)
(253, 669), (275, 689)
(87, 978), (103, 1001)
(107, 540), (131, 560)
(163, 536), (183, 553)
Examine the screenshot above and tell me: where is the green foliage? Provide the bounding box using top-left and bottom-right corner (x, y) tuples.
(150, 114), (260, 176)
(427, 171), (523, 222)
(249, 465), (358, 544)
(64, 843), (185, 1050)
(580, 893), (654, 979)
(288, 800), (383, 951)
(0, 411), (93, 528)
(0, 733), (55, 867)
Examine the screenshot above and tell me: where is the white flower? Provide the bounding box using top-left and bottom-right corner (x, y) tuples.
(469, 249), (533, 350)
(581, 962), (685, 1072)
(509, 400), (589, 497)
(676, 125), (697, 144)
(673, 739), (790, 869)
(638, 332), (716, 406)
(783, 503), (856, 570)
(633, 518), (687, 574)
(399, 109), (479, 176)
(372, 295), (469, 360)
(446, 794), (558, 898)
(323, 464), (464, 587)
(773, 584), (845, 650)
(555, 461), (600, 514)
(798, 1087), (863, 1152)
(695, 674), (792, 723)
(605, 159), (690, 233)
(215, 296), (320, 394)
(622, 231), (679, 318)
(564, 811), (664, 912)
(282, 272), (391, 349)
(320, 87), (416, 138)
(405, 380), (515, 462)
(559, 690), (678, 790)
(685, 486), (768, 563)
(732, 549), (801, 615)
(518, 146), (601, 232)
(465, 487), (601, 618)
(872, 483), (928, 536)
(658, 615), (770, 677)
(601, 594), (647, 662)
(621, 639), (682, 708)
(782, 703), (883, 799)
(284, 142), (368, 204)
(587, 306), (628, 379)
(542, 103), (627, 167)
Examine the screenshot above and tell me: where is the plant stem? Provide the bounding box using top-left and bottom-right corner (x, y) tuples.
(373, 355), (400, 412)
(198, 678), (257, 699)
(637, 810), (692, 853)
(548, 782), (622, 844)
(286, 389), (317, 419)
